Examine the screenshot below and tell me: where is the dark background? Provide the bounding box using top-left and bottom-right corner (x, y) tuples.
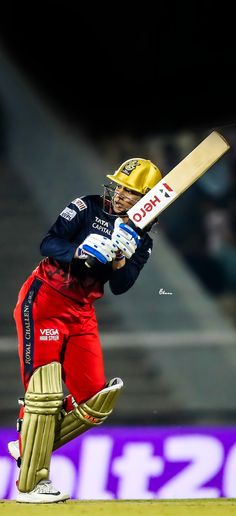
(0, 2), (235, 138)
(0, 2), (236, 431)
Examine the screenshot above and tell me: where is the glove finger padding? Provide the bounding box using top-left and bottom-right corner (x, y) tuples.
(79, 233), (118, 264)
(112, 232), (137, 258)
(112, 217), (140, 259)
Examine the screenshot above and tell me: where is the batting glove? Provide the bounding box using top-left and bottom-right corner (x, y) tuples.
(112, 217), (140, 259)
(76, 233), (118, 264)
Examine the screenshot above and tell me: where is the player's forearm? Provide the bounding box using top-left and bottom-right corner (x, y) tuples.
(40, 234), (77, 262)
(109, 260), (140, 294)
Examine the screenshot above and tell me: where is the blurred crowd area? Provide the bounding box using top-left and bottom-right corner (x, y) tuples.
(97, 130), (236, 327)
(1, 79), (235, 327)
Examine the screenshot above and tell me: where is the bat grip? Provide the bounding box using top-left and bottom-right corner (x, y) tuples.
(126, 218), (145, 236)
(85, 255), (97, 268)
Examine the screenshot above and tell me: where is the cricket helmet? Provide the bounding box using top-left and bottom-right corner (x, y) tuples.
(106, 158), (162, 195)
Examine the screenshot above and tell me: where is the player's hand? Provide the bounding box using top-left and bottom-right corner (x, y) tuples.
(112, 217), (140, 259)
(76, 234), (118, 264)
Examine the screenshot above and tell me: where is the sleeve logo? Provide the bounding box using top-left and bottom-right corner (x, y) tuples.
(60, 207), (77, 221)
(72, 198), (87, 211)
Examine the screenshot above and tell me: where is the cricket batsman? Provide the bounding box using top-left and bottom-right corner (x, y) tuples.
(8, 158), (162, 503)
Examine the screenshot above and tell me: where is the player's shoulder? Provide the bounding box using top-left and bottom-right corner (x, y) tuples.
(70, 194), (102, 210)
(71, 195), (102, 209)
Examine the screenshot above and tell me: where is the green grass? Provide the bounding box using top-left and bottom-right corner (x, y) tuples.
(1, 499), (236, 516)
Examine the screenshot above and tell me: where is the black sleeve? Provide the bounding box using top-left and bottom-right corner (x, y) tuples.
(40, 198), (87, 262)
(109, 234), (153, 295)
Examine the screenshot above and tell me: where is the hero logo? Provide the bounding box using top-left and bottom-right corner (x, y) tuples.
(39, 329), (59, 341)
(131, 182), (176, 223)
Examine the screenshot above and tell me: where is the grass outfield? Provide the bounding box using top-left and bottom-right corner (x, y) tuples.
(1, 499), (236, 515)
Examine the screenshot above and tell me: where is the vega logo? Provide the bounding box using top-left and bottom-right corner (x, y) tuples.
(39, 329), (60, 341)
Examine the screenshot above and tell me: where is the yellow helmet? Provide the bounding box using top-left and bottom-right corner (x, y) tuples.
(106, 158), (162, 195)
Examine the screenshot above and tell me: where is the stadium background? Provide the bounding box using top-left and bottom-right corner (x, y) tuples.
(0, 2), (236, 501)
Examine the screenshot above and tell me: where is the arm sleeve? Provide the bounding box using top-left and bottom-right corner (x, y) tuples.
(40, 200), (87, 262)
(109, 234), (153, 295)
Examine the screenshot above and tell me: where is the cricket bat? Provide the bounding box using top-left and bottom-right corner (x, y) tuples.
(127, 131), (230, 230)
(85, 131), (230, 267)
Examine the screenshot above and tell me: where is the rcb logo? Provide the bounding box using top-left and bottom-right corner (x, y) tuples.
(121, 160), (141, 176)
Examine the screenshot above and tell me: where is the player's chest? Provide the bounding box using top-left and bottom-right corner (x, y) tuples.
(75, 211), (114, 245)
(89, 214), (113, 237)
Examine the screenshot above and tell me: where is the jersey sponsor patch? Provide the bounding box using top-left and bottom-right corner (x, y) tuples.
(39, 328), (59, 341)
(60, 207), (77, 221)
(72, 197), (87, 211)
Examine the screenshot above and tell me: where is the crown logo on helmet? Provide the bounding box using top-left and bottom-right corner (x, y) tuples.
(106, 158), (162, 196)
(121, 160), (141, 176)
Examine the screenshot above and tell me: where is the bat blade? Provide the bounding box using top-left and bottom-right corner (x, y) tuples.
(127, 131), (230, 230)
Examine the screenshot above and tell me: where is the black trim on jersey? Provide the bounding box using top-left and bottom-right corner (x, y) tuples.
(21, 278), (42, 380)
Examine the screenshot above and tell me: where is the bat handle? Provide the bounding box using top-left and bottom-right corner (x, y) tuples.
(126, 218), (146, 236)
(85, 255), (97, 268)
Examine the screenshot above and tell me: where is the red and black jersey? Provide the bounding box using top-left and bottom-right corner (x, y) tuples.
(34, 195), (153, 303)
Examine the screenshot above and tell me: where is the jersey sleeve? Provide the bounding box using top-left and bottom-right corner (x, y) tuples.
(109, 234), (153, 295)
(40, 198), (88, 262)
